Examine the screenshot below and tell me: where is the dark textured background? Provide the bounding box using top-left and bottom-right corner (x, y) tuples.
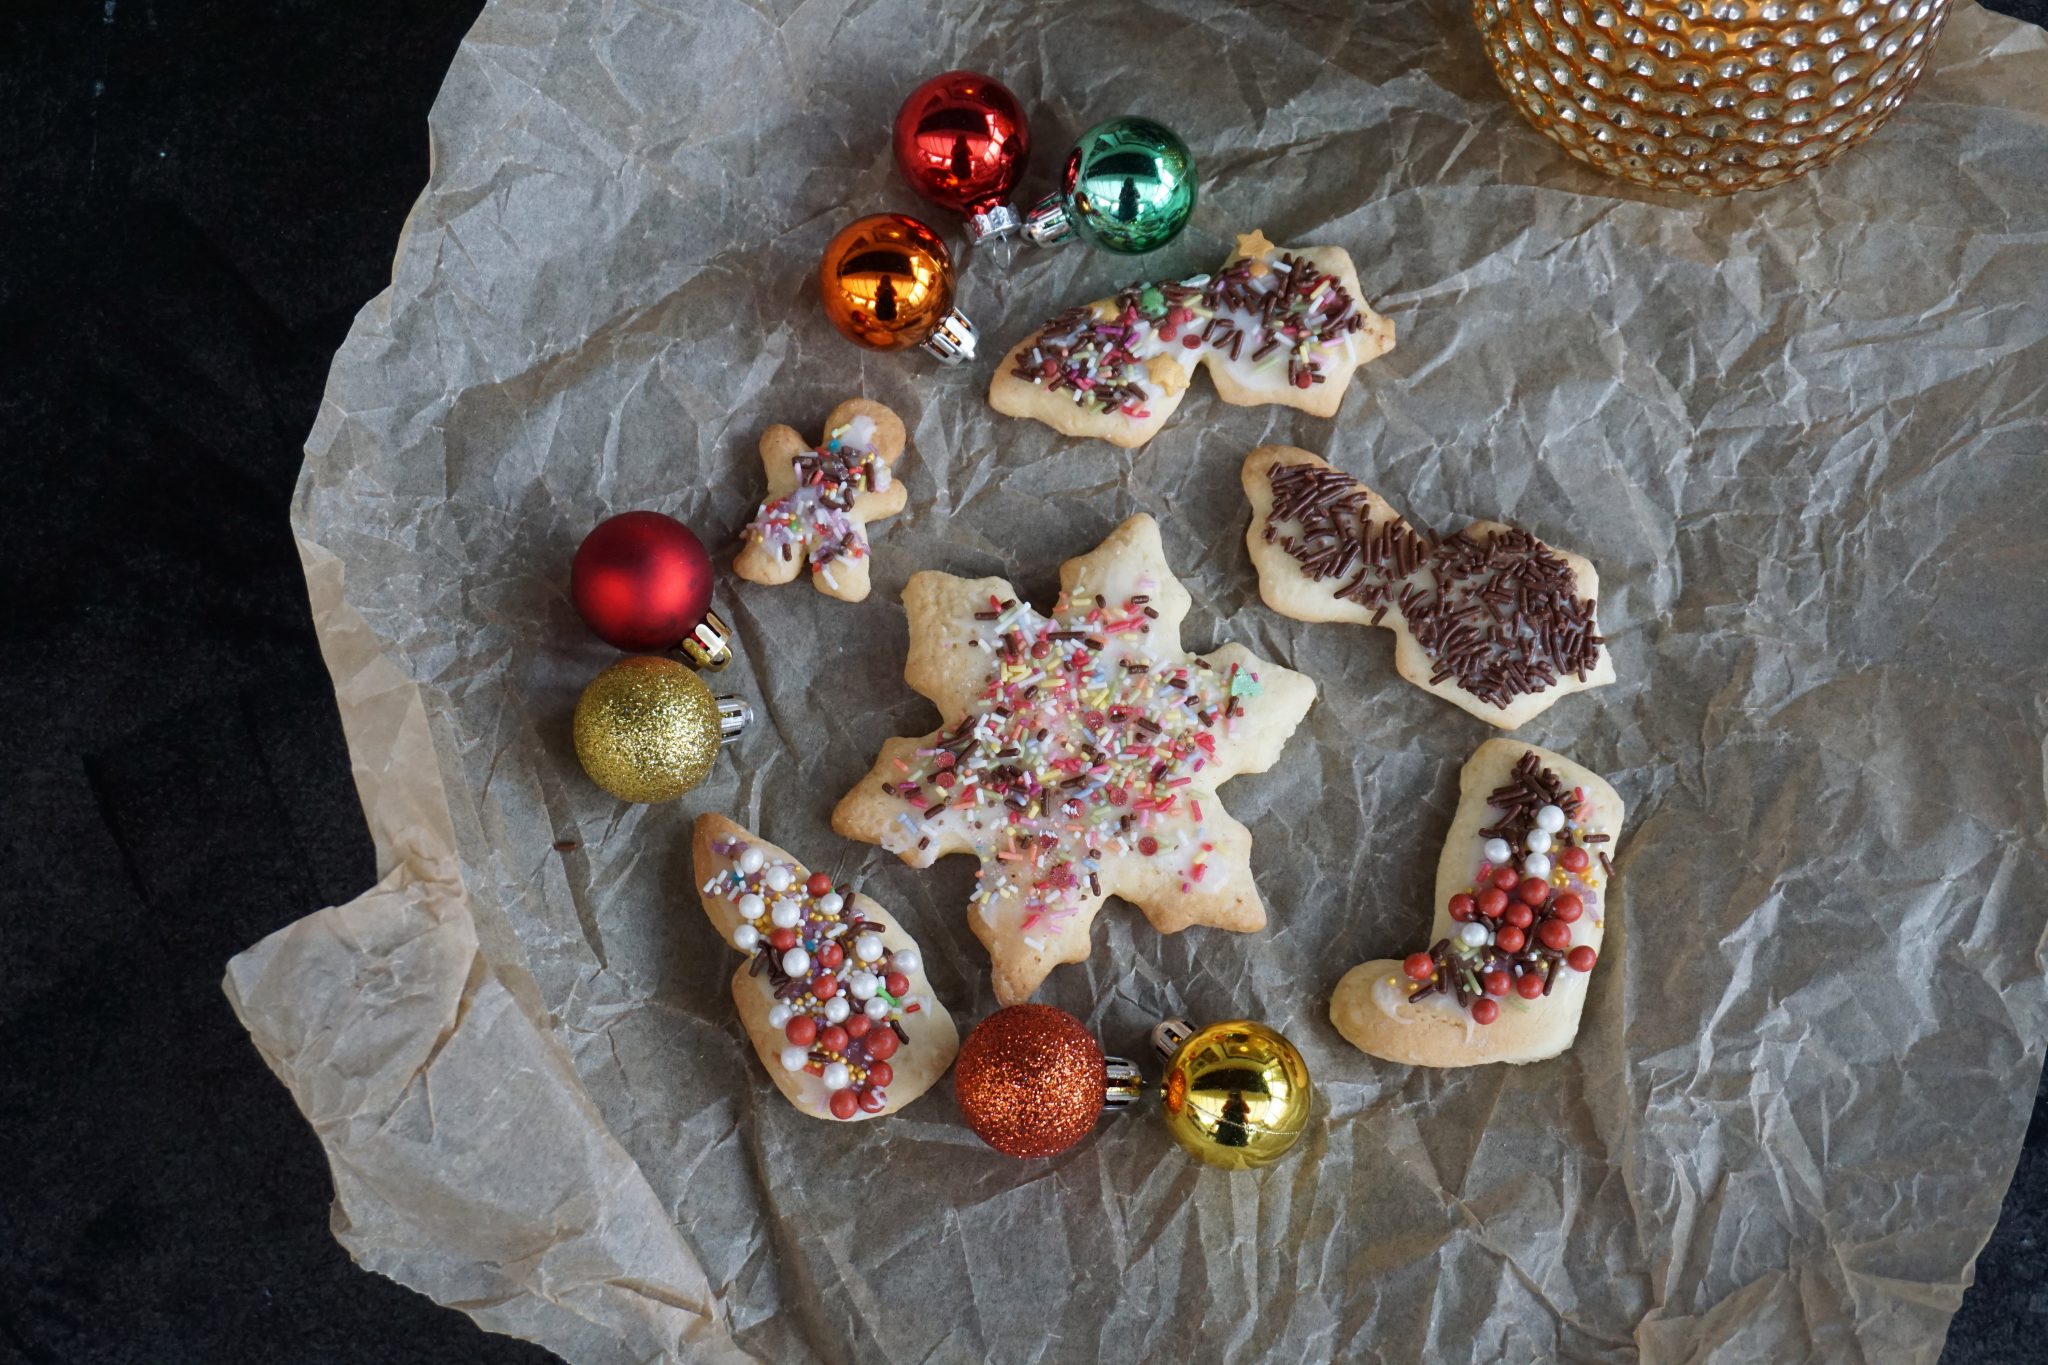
(0, 2), (2041, 1362)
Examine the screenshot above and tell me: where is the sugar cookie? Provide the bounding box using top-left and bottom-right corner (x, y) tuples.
(831, 514), (1317, 1005)
(735, 398), (908, 603)
(692, 814), (958, 1120)
(1243, 445), (1615, 729)
(1330, 740), (1622, 1067)
(989, 231), (1395, 448)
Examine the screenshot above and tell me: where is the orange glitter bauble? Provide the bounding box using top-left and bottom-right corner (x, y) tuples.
(953, 1005), (1107, 1158)
(818, 213), (958, 352)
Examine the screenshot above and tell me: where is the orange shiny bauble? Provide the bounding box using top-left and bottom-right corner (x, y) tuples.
(818, 213), (960, 354)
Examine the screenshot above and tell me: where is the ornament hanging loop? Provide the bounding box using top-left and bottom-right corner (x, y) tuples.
(678, 608), (734, 671)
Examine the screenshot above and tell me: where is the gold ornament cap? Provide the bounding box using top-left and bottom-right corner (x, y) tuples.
(1153, 1017), (1313, 1171)
(573, 656), (751, 804)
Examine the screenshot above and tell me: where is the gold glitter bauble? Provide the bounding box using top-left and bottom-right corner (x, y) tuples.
(1159, 1020), (1313, 1170)
(572, 656), (722, 803)
(1475, 0), (1954, 195)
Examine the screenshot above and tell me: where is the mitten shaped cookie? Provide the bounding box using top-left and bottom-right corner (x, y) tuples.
(832, 514), (1317, 1005)
(736, 398), (908, 603)
(1243, 445), (1615, 729)
(1330, 741), (1622, 1067)
(693, 814), (958, 1120)
(989, 231), (1395, 448)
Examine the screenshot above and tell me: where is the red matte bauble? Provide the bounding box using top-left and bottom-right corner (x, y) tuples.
(571, 512), (715, 653)
(893, 70), (1030, 223)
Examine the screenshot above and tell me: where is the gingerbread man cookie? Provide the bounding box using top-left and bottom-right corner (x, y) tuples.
(988, 230), (1395, 448)
(736, 398), (908, 603)
(1243, 446), (1615, 729)
(1330, 740), (1623, 1067)
(831, 514), (1317, 1006)
(692, 814), (959, 1120)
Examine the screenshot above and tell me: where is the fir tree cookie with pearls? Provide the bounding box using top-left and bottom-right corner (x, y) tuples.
(831, 514), (1317, 1006)
(1243, 445), (1615, 729)
(692, 814), (958, 1121)
(988, 231), (1395, 448)
(735, 398), (908, 603)
(1330, 740), (1622, 1067)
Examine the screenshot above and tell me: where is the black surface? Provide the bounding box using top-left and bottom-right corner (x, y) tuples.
(0, 3), (2042, 1363)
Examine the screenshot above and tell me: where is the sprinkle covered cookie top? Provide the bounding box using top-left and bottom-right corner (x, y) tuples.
(703, 832), (922, 1120)
(1261, 459), (1604, 711)
(745, 413), (891, 585)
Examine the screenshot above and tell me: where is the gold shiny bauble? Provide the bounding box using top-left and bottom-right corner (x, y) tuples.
(1475, 0), (1954, 195)
(818, 213), (957, 352)
(572, 656), (722, 803)
(1159, 1020), (1313, 1170)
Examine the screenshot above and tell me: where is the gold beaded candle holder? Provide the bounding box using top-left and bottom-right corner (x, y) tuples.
(1474, 0), (1955, 194)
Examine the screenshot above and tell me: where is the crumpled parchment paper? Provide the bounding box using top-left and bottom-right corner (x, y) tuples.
(224, 1), (2048, 1360)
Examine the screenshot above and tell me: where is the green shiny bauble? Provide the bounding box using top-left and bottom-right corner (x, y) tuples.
(1030, 117), (1197, 255)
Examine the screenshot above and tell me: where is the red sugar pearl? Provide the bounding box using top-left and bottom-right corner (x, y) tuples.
(805, 872), (833, 898)
(1403, 952), (1435, 981)
(1551, 892), (1584, 923)
(1504, 903), (1534, 930)
(865, 1027), (900, 1061)
(828, 1089), (859, 1120)
(1482, 970), (1511, 997)
(866, 1061), (894, 1088)
(1447, 893), (1476, 923)
(1471, 999), (1500, 1025)
(1538, 919), (1573, 952)
(769, 927), (798, 952)
(816, 942), (845, 971)
(1495, 925), (1527, 954)
(884, 972), (910, 998)
(784, 1015), (817, 1047)
(1559, 846), (1591, 874)
(1515, 972), (1546, 1000)
(818, 1024), (849, 1055)
(858, 1087), (888, 1113)
(812, 973), (840, 999)
(845, 1015), (872, 1039)
(1138, 835), (1160, 856)
(1477, 887), (1509, 918)
(1491, 866), (1519, 892)
(1568, 945), (1598, 972)
(1518, 876), (1551, 907)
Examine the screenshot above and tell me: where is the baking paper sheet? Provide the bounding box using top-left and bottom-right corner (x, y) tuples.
(225, 1), (2048, 1359)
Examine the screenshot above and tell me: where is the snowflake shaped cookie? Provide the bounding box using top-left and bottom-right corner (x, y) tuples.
(831, 514), (1317, 1005)
(736, 398), (908, 603)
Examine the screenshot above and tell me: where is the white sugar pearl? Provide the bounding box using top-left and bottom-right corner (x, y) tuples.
(1536, 804), (1566, 833)
(731, 924), (760, 951)
(779, 1045), (808, 1072)
(865, 996), (890, 1021)
(770, 900), (802, 929)
(891, 948), (921, 975)
(819, 892), (844, 915)
(767, 1003), (792, 1029)
(1483, 838), (1512, 865)
(898, 994), (919, 1011)
(847, 970), (879, 1000)
(738, 848), (765, 875)
(1525, 829), (1552, 854)
(822, 1063), (851, 1091)
(854, 933), (885, 963)
(764, 865), (794, 892)
(781, 947), (811, 977)
(1459, 922), (1490, 947)
(1523, 852), (1552, 880)
(823, 996), (851, 1024)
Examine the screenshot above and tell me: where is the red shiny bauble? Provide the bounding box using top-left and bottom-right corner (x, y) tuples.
(893, 70), (1030, 226)
(571, 511), (714, 653)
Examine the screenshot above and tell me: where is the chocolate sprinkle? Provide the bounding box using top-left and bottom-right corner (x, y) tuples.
(1262, 460), (1603, 708)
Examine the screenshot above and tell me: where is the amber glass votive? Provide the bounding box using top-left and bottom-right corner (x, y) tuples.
(1474, 0), (1955, 194)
